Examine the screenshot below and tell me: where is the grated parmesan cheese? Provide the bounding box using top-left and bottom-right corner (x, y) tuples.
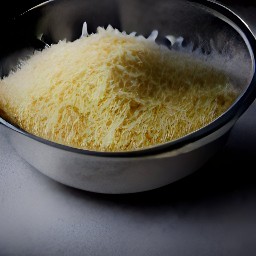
(0, 25), (238, 152)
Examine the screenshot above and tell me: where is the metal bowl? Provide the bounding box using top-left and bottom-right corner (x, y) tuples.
(0, 0), (256, 194)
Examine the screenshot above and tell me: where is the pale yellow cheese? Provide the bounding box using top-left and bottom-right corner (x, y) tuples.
(0, 25), (238, 152)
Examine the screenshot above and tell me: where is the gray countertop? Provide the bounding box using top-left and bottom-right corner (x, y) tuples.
(1, 100), (256, 256)
(1, 2), (256, 256)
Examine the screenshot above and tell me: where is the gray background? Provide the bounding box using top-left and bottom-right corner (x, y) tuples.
(1, 1), (256, 255)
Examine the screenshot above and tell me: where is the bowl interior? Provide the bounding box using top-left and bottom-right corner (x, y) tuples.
(0, 0), (255, 156)
(1, 0), (254, 82)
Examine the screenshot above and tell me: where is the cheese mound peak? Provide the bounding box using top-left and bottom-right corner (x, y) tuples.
(0, 25), (238, 152)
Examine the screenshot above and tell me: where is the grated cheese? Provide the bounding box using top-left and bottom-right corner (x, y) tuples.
(0, 25), (238, 152)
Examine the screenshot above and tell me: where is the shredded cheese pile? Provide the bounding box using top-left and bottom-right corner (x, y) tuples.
(0, 25), (238, 152)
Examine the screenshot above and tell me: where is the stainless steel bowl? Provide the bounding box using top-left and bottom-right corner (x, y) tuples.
(0, 0), (256, 194)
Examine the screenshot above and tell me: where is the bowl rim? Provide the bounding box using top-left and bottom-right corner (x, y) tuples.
(1, 0), (256, 158)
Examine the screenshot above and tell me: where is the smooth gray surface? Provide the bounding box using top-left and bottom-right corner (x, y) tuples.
(1, 103), (256, 256)
(0, 100), (256, 256)
(1, 2), (256, 256)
